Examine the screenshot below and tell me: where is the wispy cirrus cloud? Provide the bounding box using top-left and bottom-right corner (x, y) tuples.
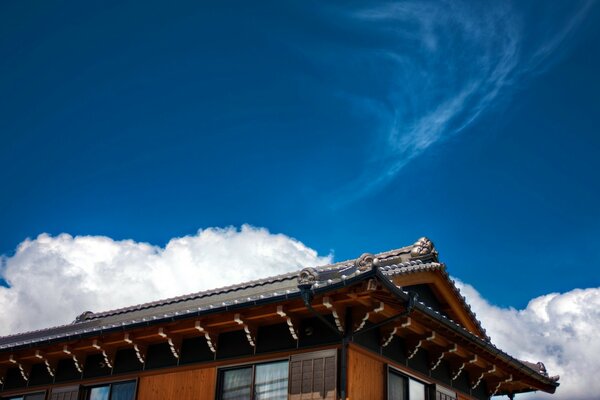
(334, 0), (594, 201)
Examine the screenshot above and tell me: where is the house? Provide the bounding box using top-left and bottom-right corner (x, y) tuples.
(0, 237), (559, 399)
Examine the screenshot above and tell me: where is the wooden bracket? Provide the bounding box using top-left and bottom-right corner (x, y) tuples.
(354, 301), (384, 332)
(451, 355), (477, 381)
(9, 354), (31, 381)
(430, 344), (458, 371)
(276, 306), (299, 340)
(124, 333), (146, 364)
(158, 328), (183, 359)
(472, 365), (496, 389)
(406, 331), (436, 360)
(92, 340), (115, 369)
(323, 297), (345, 333)
(234, 314), (256, 347)
(34, 350), (57, 377)
(381, 317), (411, 347)
(490, 374), (513, 396)
(62, 345), (85, 373)
(195, 321), (217, 353)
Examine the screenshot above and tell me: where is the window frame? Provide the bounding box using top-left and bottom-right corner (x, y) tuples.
(386, 366), (431, 400)
(83, 378), (138, 400)
(216, 358), (290, 400)
(2, 391), (47, 400)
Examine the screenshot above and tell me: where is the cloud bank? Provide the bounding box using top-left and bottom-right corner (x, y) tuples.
(1, 228), (598, 399)
(457, 280), (600, 399)
(0, 225), (331, 336)
(337, 0), (593, 199)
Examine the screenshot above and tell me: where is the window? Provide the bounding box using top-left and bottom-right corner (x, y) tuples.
(4, 393), (45, 400)
(84, 380), (136, 400)
(218, 360), (289, 400)
(387, 368), (428, 400)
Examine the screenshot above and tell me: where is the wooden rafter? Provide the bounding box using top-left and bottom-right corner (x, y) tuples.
(381, 317), (411, 347)
(234, 314), (256, 347)
(354, 301), (384, 332)
(92, 340), (115, 370)
(430, 344), (458, 371)
(323, 296), (345, 333)
(9, 354), (31, 381)
(472, 365), (496, 389)
(406, 331), (436, 360)
(276, 306), (299, 340)
(158, 328), (182, 359)
(123, 333), (146, 364)
(34, 350), (56, 377)
(62, 345), (84, 374)
(195, 321), (217, 353)
(490, 374), (513, 396)
(451, 355), (477, 381)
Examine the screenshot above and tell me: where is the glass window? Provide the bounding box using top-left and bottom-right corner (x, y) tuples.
(6, 393), (45, 400)
(219, 360), (289, 400)
(85, 381), (136, 400)
(388, 369), (428, 400)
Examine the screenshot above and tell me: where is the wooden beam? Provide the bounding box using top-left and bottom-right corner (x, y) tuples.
(381, 317), (411, 347)
(406, 331), (436, 360)
(323, 296), (345, 333)
(9, 354), (32, 381)
(62, 345), (85, 374)
(234, 314), (256, 347)
(123, 333), (146, 364)
(430, 344), (458, 371)
(354, 301), (384, 332)
(276, 306), (299, 340)
(34, 350), (57, 377)
(92, 340), (115, 369)
(195, 321), (217, 353)
(451, 355), (477, 381)
(158, 327), (182, 359)
(472, 365), (496, 389)
(490, 374), (513, 396)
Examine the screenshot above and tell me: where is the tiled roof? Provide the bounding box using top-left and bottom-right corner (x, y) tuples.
(0, 237), (555, 386)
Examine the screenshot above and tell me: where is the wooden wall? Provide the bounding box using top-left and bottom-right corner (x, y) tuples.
(137, 367), (216, 400)
(347, 347), (385, 400)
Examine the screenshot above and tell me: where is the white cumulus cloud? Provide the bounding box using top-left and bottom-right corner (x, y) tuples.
(456, 280), (600, 400)
(0, 225), (331, 336)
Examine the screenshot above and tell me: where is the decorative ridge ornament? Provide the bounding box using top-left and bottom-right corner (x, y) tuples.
(297, 267), (319, 288)
(355, 253), (377, 271)
(410, 237), (438, 260)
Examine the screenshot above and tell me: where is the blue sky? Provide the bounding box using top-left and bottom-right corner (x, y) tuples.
(1, 0), (599, 309)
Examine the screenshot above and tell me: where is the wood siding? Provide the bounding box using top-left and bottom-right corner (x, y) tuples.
(137, 367), (216, 400)
(347, 347), (385, 400)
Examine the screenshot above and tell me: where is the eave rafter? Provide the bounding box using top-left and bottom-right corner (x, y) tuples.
(195, 321), (217, 353)
(406, 331), (436, 360)
(234, 314), (256, 347)
(323, 296), (345, 333)
(158, 327), (182, 359)
(354, 301), (384, 332)
(92, 340), (115, 370)
(9, 354), (32, 381)
(62, 345), (84, 374)
(123, 333), (146, 364)
(34, 350), (57, 377)
(381, 317), (412, 347)
(276, 306), (299, 340)
(430, 343), (458, 371)
(490, 374), (513, 396)
(451, 355), (477, 381)
(472, 364), (496, 389)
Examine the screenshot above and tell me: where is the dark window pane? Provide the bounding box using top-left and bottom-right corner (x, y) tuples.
(25, 395), (46, 400)
(254, 361), (289, 400)
(88, 386), (109, 400)
(221, 367), (253, 400)
(111, 381), (136, 400)
(388, 372), (407, 400)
